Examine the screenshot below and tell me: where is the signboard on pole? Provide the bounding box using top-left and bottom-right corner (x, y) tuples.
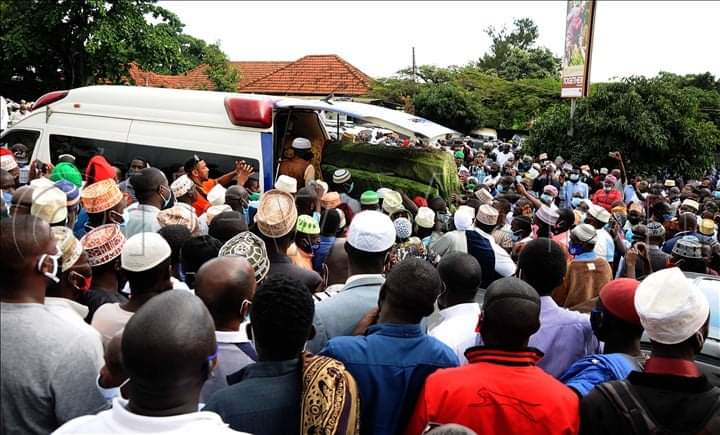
(561, 0), (597, 98)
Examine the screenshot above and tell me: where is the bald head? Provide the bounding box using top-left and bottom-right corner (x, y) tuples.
(10, 185), (34, 215)
(131, 167), (168, 204)
(195, 257), (256, 329)
(123, 291), (216, 390)
(0, 215), (55, 295)
(225, 185), (249, 212)
(481, 277), (541, 346)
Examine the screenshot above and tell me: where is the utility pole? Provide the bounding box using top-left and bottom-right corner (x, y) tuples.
(412, 46), (417, 83)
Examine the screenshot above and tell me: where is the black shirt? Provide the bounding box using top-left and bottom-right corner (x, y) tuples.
(204, 359), (302, 435)
(580, 371), (720, 435)
(77, 289), (128, 323)
(267, 252), (323, 292)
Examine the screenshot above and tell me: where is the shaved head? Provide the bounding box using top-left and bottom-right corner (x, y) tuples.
(0, 215), (56, 294)
(195, 257), (256, 329)
(122, 291), (216, 390)
(225, 185), (249, 212)
(481, 277), (541, 347)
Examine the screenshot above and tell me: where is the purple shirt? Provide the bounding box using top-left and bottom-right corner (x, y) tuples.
(529, 296), (599, 378)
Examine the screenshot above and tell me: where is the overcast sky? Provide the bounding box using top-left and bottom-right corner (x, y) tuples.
(159, 1), (720, 81)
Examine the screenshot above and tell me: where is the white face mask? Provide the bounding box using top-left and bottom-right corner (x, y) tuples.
(37, 253), (61, 283)
(96, 375), (129, 402)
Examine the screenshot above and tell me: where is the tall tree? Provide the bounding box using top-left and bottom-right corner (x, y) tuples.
(203, 43), (240, 92)
(0, 0), (230, 99)
(477, 18), (560, 81)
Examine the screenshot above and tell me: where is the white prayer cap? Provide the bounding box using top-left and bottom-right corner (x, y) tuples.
(207, 184), (227, 206)
(635, 267), (710, 345)
(588, 204), (611, 224)
(474, 188), (493, 205)
(170, 175), (194, 198)
(376, 187), (392, 199)
(291, 137), (312, 150)
(571, 223), (597, 245)
(382, 190), (403, 214)
(31, 186), (68, 224)
(274, 175), (297, 194)
(347, 211), (395, 253)
(121, 232), (172, 273)
(415, 207), (435, 229)
(536, 205), (559, 226)
(454, 205), (475, 231)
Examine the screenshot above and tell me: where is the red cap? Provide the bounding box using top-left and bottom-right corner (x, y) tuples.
(85, 155), (116, 185)
(599, 278), (641, 325)
(413, 196), (428, 208)
(0, 148), (12, 156)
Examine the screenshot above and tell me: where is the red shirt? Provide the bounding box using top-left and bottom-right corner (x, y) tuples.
(591, 188), (622, 211)
(405, 347), (579, 435)
(191, 179), (217, 216)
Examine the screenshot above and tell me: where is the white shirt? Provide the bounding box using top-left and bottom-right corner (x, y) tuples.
(53, 398), (247, 434)
(496, 151), (514, 168)
(472, 227), (518, 277)
(124, 204), (161, 238)
(593, 228), (615, 263)
(91, 303), (134, 345)
(45, 297), (104, 366)
(428, 302), (481, 364)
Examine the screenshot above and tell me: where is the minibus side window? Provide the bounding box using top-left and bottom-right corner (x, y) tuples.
(49, 134), (259, 181)
(0, 129), (40, 163)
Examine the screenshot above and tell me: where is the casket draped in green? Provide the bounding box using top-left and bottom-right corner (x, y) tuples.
(321, 142), (461, 199)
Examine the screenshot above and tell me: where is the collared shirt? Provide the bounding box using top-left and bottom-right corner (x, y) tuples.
(53, 398), (245, 434)
(124, 203), (161, 238)
(405, 346), (580, 435)
(563, 180), (589, 208)
(428, 303), (481, 364)
(321, 323), (459, 435)
(306, 274), (384, 354)
(204, 359), (302, 435)
(44, 297), (104, 367)
(200, 329), (256, 404)
(529, 296), (599, 378)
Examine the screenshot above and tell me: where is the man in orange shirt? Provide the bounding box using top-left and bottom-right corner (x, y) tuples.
(406, 277), (580, 435)
(183, 155), (254, 216)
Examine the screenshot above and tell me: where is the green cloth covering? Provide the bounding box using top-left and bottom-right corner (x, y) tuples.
(322, 141), (461, 200)
(50, 162), (83, 188)
(454, 150), (465, 159)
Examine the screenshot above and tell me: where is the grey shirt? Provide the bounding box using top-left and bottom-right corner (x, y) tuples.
(306, 274), (384, 354)
(1, 303), (107, 435)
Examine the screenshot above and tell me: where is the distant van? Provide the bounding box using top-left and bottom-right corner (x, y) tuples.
(0, 86), (456, 195)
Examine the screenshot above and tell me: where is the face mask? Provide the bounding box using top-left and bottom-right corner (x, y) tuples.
(347, 182), (354, 194)
(436, 212), (451, 232)
(579, 212), (587, 223)
(569, 174), (579, 182)
(568, 242), (585, 256)
(662, 213), (674, 222)
(96, 375), (129, 402)
(159, 186), (173, 210)
(540, 194), (553, 205)
(625, 228), (635, 241)
(37, 253), (61, 283)
(496, 184), (504, 193)
(1, 190), (12, 205)
(571, 197), (582, 208)
(604, 186), (612, 192)
(511, 230), (524, 242)
(714, 191), (720, 200)
(627, 216), (641, 225)
(70, 271), (92, 292)
(312, 211), (321, 224)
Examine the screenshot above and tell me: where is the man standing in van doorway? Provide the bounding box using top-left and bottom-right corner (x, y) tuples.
(184, 155), (254, 216)
(278, 137), (316, 190)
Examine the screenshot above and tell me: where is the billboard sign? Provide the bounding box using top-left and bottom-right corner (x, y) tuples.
(561, 0), (597, 98)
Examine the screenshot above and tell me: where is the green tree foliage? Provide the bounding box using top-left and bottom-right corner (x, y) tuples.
(0, 0), (236, 98)
(525, 75), (720, 178)
(202, 44), (241, 92)
(477, 18), (560, 81)
(413, 83), (482, 133)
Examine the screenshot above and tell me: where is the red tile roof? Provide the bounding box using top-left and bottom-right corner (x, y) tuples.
(128, 63), (215, 90)
(128, 55), (372, 96)
(229, 61), (291, 87)
(240, 55), (372, 96)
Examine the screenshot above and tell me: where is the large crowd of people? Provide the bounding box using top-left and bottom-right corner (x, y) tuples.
(0, 136), (718, 435)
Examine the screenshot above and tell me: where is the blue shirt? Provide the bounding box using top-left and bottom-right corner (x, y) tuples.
(562, 181), (589, 208)
(320, 323), (459, 435)
(559, 353), (640, 396)
(312, 235), (336, 273)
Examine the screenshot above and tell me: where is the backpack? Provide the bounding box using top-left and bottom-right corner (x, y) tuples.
(596, 380), (720, 435)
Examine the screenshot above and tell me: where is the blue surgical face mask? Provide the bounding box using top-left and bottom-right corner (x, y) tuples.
(569, 174), (580, 182)
(625, 228), (634, 241)
(1, 190), (12, 205)
(511, 230), (524, 242)
(662, 213), (674, 222)
(541, 194), (553, 205)
(96, 375), (129, 402)
(571, 197), (582, 208)
(714, 191), (720, 200)
(496, 184), (505, 193)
